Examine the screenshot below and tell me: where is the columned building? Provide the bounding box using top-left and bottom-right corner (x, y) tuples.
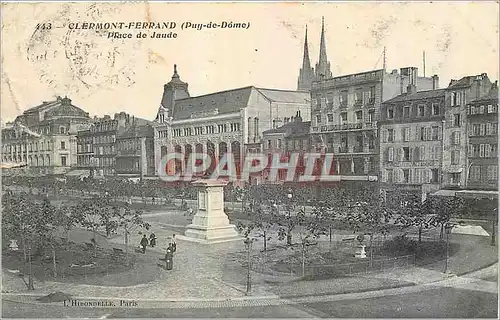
(153, 65), (311, 180)
(1, 96), (91, 175)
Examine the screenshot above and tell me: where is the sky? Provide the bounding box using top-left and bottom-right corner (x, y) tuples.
(1, 1), (499, 123)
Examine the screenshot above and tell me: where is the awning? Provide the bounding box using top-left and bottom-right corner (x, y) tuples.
(456, 190), (498, 199)
(432, 189), (457, 197)
(66, 169), (90, 177)
(432, 189), (498, 199)
(1, 162), (27, 169)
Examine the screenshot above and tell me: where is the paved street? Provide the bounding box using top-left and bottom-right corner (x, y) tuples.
(3, 285), (497, 318)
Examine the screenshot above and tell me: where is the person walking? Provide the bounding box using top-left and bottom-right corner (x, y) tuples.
(149, 232), (157, 248)
(140, 235), (148, 254)
(172, 234), (177, 253)
(165, 244), (174, 270)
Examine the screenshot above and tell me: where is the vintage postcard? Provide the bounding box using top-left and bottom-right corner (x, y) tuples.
(1, 1), (498, 319)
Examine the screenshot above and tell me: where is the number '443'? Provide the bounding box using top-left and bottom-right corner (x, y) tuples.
(36, 23), (52, 30)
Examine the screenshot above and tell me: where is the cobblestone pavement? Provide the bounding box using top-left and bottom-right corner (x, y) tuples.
(3, 262), (497, 310)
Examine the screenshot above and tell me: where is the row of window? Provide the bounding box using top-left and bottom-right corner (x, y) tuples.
(468, 144), (498, 158)
(469, 165), (498, 181)
(93, 134), (116, 144)
(117, 139), (140, 151)
(172, 122), (241, 137)
(383, 168), (440, 184)
(384, 146), (441, 162)
(91, 122), (117, 133)
(468, 104), (498, 115)
(384, 103), (441, 120)
(469, 122), (498, 136)
(2, 141), (68, 153)
(382, 126), (442, 143)
(316, 109), (376, 124)
(77, 144), (92, 153)
(94, 145), (115, 155)
(314, 86), (376, 108)
(4, 155), (67, 166)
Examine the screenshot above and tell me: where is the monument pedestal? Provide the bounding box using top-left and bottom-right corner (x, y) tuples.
(179, 179), (241, 244)
(354, 244), (367, 259)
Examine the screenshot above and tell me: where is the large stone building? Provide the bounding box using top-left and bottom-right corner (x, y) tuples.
(466, 81), (498, 190)
(153, 65), (311, 179)
(309, 67), (438, 182)
(74, 112), (148, 178)
(379, 73), (496, 201)
(261, 112), (312, 183)
(1, 96), (91, 175)
(116, 121), (155, 178)
(379, 87), (446, 200)
(442, 73), (494, 189)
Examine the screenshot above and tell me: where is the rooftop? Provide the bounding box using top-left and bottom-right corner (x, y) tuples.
(384, 88), (446, 103)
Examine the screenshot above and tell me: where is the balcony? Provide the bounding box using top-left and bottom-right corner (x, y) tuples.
(353, 146), (364, 153)
(354, 100), (363, 107)
(339, 102), (348, 109)
(339, 146), (349, 153)
(367, 97), (376, 105)
(319, 122), (377, 132)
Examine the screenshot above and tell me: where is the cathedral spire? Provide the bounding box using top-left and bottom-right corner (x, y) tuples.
(302, 25), (311, 70)
(297, 25), (314, 91)
(315, 16), (332, 80)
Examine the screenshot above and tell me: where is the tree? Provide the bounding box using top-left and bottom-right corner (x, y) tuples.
(113, 203), (150, 262)
(345, 185), (392, 264)
(315, 186), (351, 248)
(428, 196), (466, 240)
(294, 208), (324, 277)
(393, 191), (430, 243)
(2, 193), (45, 290)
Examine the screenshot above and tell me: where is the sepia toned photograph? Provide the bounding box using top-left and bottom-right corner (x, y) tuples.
(1, 1), (498, 318)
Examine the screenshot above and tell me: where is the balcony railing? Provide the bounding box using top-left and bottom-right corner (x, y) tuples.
(353, 146), (364, 153)
(339, 147), (349, 153)
(319, 122), (377, 132)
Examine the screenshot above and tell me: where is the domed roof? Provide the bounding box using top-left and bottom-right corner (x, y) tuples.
(44, 97), (89, 119)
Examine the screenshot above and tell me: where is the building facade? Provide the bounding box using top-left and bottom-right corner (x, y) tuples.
(310, 67), (438, 182)
(153, 65), (311, 180)
(261, 112), (312, 183)
(1, 96), (91, 175)
(379, 88), (446, 200)
(442, 73), (494, 189)
(75, 112), (143, 177)
(116, 122), (155, 178)
(466, 81), (498, 190)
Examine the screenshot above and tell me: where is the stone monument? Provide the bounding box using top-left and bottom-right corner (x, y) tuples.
(178, 179), (241, 244)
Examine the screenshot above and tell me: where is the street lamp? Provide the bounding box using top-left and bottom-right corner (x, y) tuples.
(444, 223), (454, 274)
(243, 237), (256, 295)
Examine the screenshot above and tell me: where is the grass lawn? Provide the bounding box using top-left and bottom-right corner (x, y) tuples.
(233, 237), (462, 281)
(2, 237), (164, 287)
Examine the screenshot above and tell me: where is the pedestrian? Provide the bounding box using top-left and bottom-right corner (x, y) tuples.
(149, 232), (157, 247)
(165, 244), (173, 270)
(172, 234), (177, 253)
(140, 235), (148, 254)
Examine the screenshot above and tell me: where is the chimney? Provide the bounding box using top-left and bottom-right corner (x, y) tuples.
(407, 84), (416, 94)
(432, 75), (439, 90)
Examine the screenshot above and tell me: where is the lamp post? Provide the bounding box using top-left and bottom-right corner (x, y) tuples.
(444, 223), (454, 274)
(244, 237), (255, 295)
(286, 189), (293, 246)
